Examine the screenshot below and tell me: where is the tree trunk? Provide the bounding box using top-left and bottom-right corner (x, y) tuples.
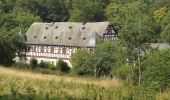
(138, 47), (141, 86)
(95, 67), (101, 77)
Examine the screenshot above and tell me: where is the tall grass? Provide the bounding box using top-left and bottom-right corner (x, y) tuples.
(0, 66), (169, 100)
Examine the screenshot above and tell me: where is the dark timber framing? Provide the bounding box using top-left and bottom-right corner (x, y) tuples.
(102, 25), (118, 41)
(26, 44), (94, 60)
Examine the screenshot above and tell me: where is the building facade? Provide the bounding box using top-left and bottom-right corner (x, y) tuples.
(24, 22), (118, 66)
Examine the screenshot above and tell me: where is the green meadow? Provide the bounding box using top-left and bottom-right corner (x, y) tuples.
(0, 66), (170, 100)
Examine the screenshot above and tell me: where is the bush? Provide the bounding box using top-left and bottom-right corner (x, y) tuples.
(93, 42), (126, 77)
(57, 59), (70, 73)
(113, 65), (133, 82)
(39, 61), (50, 69)
(29, 57), (38, 69)
(39, 61), (58, 70)
(142, 49), (170, 92)
(15, 62), (30, 69)
(71, 49), (95, 76)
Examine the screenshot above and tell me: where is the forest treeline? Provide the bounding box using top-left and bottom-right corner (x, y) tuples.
(0, 0), (169, 63)
(0, 0), (170, 95)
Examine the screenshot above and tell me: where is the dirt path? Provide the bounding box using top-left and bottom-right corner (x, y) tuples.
(0, 66), (121, 87)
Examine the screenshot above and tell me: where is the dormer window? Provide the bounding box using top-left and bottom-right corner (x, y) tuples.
(82, 27), (85, 30)
(69, 37), (72, 40)
(69, 26), (72, 29)
(83, 37), (86, 40)
(44, 36), (47, 39)
(34, 36), (37, 38)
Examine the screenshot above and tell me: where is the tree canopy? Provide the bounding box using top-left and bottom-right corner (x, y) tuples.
(0, 0), (169, 69)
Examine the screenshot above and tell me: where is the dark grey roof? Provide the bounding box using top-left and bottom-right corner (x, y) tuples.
(26, 22), (110, 47)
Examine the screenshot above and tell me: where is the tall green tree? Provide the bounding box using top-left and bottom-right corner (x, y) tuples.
(142, 49), (170, 92)
(69, 0), (105, 21)
(117, 2), (158, 85)
(16, 0), (68, 22)
(93, 42), (124, 77)
(0, 4), (40, 64)
(0, 0), (16, 13)
(71, 49), (95, 75)
(105, 3), (123, 30)
(160, 10), (170, 43)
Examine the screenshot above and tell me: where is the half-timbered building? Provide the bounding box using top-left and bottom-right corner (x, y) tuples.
(24, 22), (118, 66)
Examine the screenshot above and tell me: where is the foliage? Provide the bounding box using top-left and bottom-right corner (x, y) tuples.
(0, 1), (40, 65)
(160, 10), (170, 43)
(153, 7), (167, 24)
(29, 57), (38, 69)
(71, 42), (127, 77)
(94, 42), (126, 77)
(105, 3), (123, 30)
(39, 61), (53, 69)
(0, 0), (170, 95)
(69, 0), (105, 22)
(0, 29), (19, 65)
(0, 0), (170, 65)
(142, 49), (170, 92)
(16, 0), (68, 22)
(113, 64), (133, 82)
(71, 49), (95, 75)
(14, 62), (31, 69)
(57, 59), (70, 73)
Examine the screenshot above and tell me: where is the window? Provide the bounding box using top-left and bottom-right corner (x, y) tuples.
(27, 46), (31, 51)
(69, 37), (72, 40)
(35, 46), (38, 52)
(55, 26), (58, 29)
(58, 49), (60, 54)
(38, 46), (41, 52)
(69, 26), (72, 29)
(41, 46), (44, 52)
(51, 47), (54, 53)
(62, 48), (66, 54)
(44, 36), (47, 39)
(32, 46), (36, 52)
(82, 27), (85, 30)
(48, 47), (51, 53)
(34, 36), (37, 38)
(83, 37), (86, 40)
(46, 27), (48, 30)
(55, 36), (58, 39)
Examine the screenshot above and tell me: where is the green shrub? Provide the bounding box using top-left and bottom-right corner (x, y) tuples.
(15, 62), (30, 69)
(71, 49), (95, 76)
(142, 49), (170, 92)
(39, 61), (46, 68)
(57, 59), (70, 73)
(29, 57), (38, 69)
(39, 61), (51, 69)
(113, 65), (133, 82)
(39, 61), (58, 70)
(49, 63), (58, 71)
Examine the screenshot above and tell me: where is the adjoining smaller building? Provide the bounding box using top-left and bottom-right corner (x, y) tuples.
(21, 22), (118, 66)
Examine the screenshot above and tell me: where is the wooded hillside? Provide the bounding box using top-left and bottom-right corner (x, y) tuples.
(0, 0), (170, 64)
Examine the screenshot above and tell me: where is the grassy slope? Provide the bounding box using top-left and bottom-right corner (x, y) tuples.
(0, 66), (169, 100)
(0, 66), (121, 87)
